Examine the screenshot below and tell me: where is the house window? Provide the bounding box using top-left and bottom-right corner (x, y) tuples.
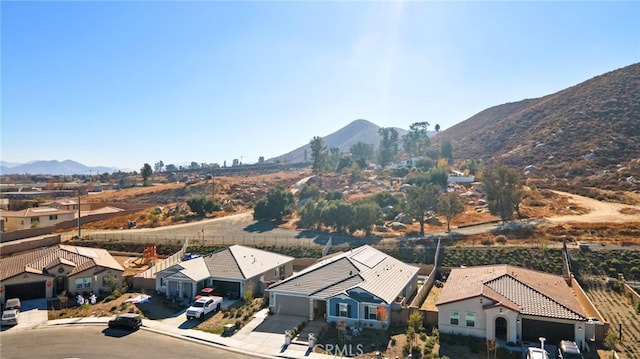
(339, 303), (349, 317)
(275, 265), (285, 279)
(75, 277), (92, 290)
(450, 311), (459, 325)
(49, 215), (58, 220)
(31, 217), (40, 223)
(466, 312), (476, 327)
(367, 305), (378, 320)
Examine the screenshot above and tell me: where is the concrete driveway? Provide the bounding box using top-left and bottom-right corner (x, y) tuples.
(1, 299), (49, 332)
(159, 298), (240, 329)
(233, 312), (308, 352)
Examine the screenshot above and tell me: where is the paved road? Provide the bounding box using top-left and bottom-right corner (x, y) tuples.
(75, 190), (640, 249)
(0, 325), (254, 359)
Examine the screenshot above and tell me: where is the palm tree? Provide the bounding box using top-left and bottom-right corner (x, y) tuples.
(435, 124), (441, 158)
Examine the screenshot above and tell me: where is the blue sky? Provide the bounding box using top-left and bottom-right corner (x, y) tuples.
(2, 1), (639, 171)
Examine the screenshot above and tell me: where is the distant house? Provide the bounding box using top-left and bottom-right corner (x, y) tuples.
(45, 199), (80, 212)
(0, 244), (124, 302)
(156, 245), (294, 300)
(0, 207), (75, 231)
(435, 265), (588, 347)
(267, 245), (419, 328)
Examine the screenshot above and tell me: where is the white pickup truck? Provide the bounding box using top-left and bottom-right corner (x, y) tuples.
(186, 297), (222, 321)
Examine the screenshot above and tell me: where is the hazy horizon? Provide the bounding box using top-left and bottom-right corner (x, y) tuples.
(3, 1), (638, 169)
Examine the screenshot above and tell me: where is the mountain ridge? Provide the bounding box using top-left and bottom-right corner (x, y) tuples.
(270, 119), (408, 163)
(439, 62), (640, 189)
(1, 159), (119, 176)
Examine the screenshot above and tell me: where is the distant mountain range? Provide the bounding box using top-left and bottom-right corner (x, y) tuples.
(0, 160), (118, 176)
(438, 62), (639, 188)
(4, 63), (637, 186)
(271, 119), (409, 163)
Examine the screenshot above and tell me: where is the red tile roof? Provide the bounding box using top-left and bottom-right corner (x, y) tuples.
(0, 244), (123, 281)
(436, 265), (586, 321)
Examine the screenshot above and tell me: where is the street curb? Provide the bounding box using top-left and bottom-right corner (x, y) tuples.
(45, 319), (278, 359)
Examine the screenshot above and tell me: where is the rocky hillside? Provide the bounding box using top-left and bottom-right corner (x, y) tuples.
(440, 63), (640, 190)
(271, 119), (408, 163)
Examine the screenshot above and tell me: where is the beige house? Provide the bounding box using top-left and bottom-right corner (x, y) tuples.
(156, 245), (294, 300)
(0, 244), (124, 303)
(436, 265), (589, 348)
(0, 207), (75, 231)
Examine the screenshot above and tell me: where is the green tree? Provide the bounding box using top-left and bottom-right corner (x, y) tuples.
(328, 147), (342, 171)
(310, 136), (329, 174)
(438, 192), (464, 232)
(408, 310), (424, 333)
(186, 196), (221, 217)
(372, 192), (400, 208)
(350, 142), (374, 163)
(441, 140), (454, 161)
(402, 122), (431, 157)
(405, 183), (442, 235)
(253, 186), (294, 222)
(244, 280), (254, 304)
(299, 199), (325, 230)
(378, 127), (399, 167)
(165, 164), (178, 172)
(482, 165), (525, 222)
(349, 199), (382, 236)
(154, 160), (164, 173)
(406, 168), (448, 189)
(298, 184), (321, 201)
(141, 163), (153, 186)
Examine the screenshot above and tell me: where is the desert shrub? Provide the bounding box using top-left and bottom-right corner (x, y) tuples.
(481, 239), (494, 246)
(495, 235), (507, 245)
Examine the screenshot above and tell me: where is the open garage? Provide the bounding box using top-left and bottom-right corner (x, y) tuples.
(5, 281), (46, 301)
(522, 318), (574, 344)
(212, 280), (241, 299)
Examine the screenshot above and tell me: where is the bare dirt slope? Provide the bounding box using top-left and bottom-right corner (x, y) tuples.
(548, 190), (640, 223)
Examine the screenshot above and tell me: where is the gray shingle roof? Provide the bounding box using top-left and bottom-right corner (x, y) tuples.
(202, 245), (294, 280)
(269, 245), (419, 304)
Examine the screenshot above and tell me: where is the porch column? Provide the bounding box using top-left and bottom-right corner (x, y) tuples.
(309, 299), (314, 320)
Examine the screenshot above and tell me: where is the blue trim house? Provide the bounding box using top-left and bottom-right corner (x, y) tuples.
(267, 245), (419, 329)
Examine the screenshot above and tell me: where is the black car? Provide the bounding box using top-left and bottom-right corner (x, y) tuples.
(557, 340), (584, 359)
(108, 313), (142, 331)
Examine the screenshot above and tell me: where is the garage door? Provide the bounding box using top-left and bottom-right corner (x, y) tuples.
(522, 318), (574, 344)
(5, 281), (46, 300)
(275, 294), (309, 316)
(213, 280), (240, 298)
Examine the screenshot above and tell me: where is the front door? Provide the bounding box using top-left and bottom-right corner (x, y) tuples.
(55, 276), (66, 295)
(495, 317), (507, 340)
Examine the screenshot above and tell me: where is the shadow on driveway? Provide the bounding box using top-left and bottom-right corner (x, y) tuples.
(251, 314), (307, 334)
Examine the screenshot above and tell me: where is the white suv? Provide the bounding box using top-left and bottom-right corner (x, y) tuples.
(185, 297), (222, 321)
(526, 347), (550, 359)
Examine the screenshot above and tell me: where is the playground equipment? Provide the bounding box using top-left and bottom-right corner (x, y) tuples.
(132, 245), (158, 267)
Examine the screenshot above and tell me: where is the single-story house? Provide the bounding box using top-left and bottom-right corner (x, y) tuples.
(435, 265), (588, 348)
(156, 245), (294, 300)
(267, 245), (419, 329)
(0, 207), (76, 231)
(0, 244), (124, 303)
